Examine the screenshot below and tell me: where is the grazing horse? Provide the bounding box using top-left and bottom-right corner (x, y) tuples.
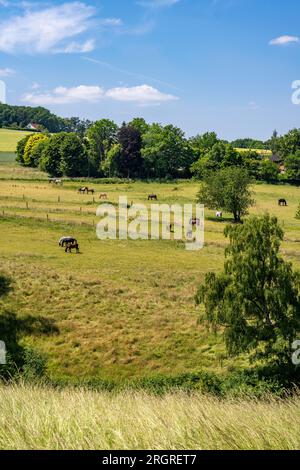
(86, 188), (95, 195)
(190, 217), (200, 226)
(278, 198), (287, 207)
(65, 242), (80, 253)
(49, 178), (63, 186)
(148, 194), (158, 201)
(216, 211), (223, 218)
(59, 236), (77, 247)
(99, 193), (108, 200)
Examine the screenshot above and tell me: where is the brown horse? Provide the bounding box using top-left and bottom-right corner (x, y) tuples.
(65, 242), (80, 253)
(99, 193), (108, 200)
(86, 188), (95, 195)
(148, 194), (158, 201)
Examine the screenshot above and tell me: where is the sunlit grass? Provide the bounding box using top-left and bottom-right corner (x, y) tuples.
(0, 383), (299, 450)
(0, 163), (299, 381)
(0, 129), (31, 152)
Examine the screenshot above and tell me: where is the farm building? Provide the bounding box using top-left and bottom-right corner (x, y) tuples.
(26, 122), (41, 131)
(269, 153), (285, 174)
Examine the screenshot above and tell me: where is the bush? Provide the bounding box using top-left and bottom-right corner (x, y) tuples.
(20, 348), (47, 382)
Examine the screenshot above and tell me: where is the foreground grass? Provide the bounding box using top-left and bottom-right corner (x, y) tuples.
(0, 384), (299, 450)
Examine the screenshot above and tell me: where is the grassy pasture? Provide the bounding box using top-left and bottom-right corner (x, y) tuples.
(0, 128), (31, 152)
(0, 160), (300, 382)
(0, 152), (16, 164)
(0, 384), (299, 450)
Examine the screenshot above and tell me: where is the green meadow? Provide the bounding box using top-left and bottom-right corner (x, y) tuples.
(0, 157), (299, 382)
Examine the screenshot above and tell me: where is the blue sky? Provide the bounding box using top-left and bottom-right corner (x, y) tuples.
(1, 0), (300, 140)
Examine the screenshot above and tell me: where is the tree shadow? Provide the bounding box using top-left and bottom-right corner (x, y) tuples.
(207, 216), (233, 223)
(0, 309), (59, 368)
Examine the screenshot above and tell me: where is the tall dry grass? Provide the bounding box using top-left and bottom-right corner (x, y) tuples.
(0, 383), (299, 450)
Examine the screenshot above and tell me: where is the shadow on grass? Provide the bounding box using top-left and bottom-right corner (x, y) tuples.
(207, 216), (233, 223)
(0, 310), (59, 370)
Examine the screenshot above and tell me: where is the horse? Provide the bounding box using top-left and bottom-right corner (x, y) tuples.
(78, 187), (88, 194)
(49, 178), (63, 186)
(216, 211), (223, 218)
(86, 188), (95, 195)
(148, 194), (158, 201)
(99, 193), (108, 200)
(65, 242), (80, 253)
(59, 236), (77, 247)
(278, 198), (287, 207)
(190, 217), (200, 226)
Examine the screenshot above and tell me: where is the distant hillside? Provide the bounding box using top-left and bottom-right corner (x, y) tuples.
(0, 103), (62, 133)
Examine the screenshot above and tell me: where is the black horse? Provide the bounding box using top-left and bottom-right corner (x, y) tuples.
(59, 236), (77, 247)
(148, 194), (158, 201)
(278, 199), (287, 207)
(65, 242), (80, 253)
(190, 217), (200, 226)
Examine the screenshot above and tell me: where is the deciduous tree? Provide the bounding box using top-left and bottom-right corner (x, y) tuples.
(196, 214), (300, 365)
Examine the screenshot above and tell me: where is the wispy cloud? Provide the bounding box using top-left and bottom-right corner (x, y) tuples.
(132, 0), (180, 36)
(0, 2), (122, 54)
(22, 83), (178, 105)
(248, 101), (260, 111)
(269, 35), (299, 46)
(0, 67), (15, 77)
(56, 39), (95, 54)
(0, 2), (95, 54)
(137, 0), (180, 8)
(100, 18), (123, 26)
(83, 57), (178, 90)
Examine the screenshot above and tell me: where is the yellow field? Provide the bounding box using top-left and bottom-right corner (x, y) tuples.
(235, 148), (272, 156)
(0, 128), (31, 152)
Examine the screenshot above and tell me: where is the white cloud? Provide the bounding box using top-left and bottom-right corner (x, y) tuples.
(22, 85), (104, 105)
(269, 35), (299, 46)
(248, 101), (260, 111)
(100, 18), (123, 26)
(30, 82), (40, 90)
(0, 67), (15, 77)
(105, 84), (178, 103)
(0, 2), (96, 54)
(22, 84), (178, 105)
(56, 39), (95, 54)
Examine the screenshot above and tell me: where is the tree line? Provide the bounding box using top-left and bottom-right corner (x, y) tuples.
(13, 110), (300, 182)
(0, 103), (92, 135)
